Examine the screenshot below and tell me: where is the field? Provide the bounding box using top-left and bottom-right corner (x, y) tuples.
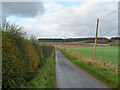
(65, 46), (118, 65)
(39, 42), (111, 47)
(41, 42), (118, 66)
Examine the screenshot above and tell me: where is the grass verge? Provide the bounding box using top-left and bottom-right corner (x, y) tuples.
(26, 49), (55, 88)
(58, 48), (118, 88)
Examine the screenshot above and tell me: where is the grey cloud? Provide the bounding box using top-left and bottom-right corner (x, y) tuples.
(2, 2), (44, 17)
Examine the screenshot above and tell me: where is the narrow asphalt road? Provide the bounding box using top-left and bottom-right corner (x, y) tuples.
(55, 48), (108, 88)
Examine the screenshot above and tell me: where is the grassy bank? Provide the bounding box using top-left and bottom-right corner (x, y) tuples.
(26, 50), (55, 88)
(58, 48), (118, 88)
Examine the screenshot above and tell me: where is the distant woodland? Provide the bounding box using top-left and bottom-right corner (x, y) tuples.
(38, 37), (120, 44)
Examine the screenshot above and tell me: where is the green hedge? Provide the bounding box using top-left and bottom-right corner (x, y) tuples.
(2, 25), (54, 88)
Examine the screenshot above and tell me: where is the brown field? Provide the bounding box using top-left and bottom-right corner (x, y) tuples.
(39, 42), (111, 47)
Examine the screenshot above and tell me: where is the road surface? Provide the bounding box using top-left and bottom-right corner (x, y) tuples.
(55, 48), (108, 88)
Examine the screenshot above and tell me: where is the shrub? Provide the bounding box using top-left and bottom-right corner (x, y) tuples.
(2, 32), (25, 88)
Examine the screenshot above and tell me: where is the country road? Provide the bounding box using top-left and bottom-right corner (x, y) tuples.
(55, 48), (108, 88)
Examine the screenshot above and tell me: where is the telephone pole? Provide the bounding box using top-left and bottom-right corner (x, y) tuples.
(59, 39), (61, 48)
(93, 18), (99, 63)
(64, 36), (66, 50)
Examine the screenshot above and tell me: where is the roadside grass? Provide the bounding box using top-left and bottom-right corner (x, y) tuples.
(58, 48), (118, 88)
(26, 50), (55, 88)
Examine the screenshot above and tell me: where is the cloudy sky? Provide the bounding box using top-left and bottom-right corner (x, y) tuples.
(1, 0), (119, 39)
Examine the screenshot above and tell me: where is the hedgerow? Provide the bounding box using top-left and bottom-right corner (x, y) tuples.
(2, 24), (54, 88)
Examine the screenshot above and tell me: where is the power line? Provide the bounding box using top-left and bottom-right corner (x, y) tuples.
(100, 7), (120, 21)
(72, 7), (119, 37)
(82, 8), (119, 36)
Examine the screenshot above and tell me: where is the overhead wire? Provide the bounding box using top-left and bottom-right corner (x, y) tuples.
(100, 7), (120, 21)
(76, 6), (120, 37)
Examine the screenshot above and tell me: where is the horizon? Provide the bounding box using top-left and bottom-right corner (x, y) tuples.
(37, 36), (120, 39)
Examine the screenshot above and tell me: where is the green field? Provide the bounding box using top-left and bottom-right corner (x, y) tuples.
(66, 46), (118, 65)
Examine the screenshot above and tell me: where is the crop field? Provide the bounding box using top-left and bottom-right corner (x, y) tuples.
(65, 46), (118, 65)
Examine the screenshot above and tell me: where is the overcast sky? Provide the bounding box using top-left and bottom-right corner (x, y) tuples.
(1, 0), (119, 39)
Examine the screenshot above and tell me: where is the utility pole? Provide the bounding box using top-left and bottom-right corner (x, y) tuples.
(93, 18), (99, 63)
(64, 36), (66, 50)
(52, 41), (53, 47)
(60, 39), (61, 48)
(2, 16), (6, 30)
(59, 39), (60, 48)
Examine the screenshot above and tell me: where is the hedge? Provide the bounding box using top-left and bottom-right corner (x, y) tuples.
(2, 24), (54, 88)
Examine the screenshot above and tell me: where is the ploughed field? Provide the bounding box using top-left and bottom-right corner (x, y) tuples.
(39, 42), (111, 47)
(65, 46), (118, 65)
